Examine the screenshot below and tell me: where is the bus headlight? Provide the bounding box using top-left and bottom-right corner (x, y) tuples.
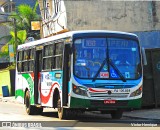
(130, 86), (142, 97)
(72, 84), (88, 96)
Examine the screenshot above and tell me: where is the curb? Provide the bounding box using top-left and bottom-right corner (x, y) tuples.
(123, 115), (160, 121)
(0, 96), (18, 104)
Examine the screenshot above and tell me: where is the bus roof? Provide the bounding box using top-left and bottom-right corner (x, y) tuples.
(17, 30), (138, 50)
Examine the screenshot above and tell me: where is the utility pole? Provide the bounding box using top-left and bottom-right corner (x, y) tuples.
(13, 18), (17, 52)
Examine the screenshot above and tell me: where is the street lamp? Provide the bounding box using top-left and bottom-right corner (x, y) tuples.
(13, 18), (17, 50)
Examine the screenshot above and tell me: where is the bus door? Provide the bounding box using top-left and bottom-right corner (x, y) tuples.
(62, 44), (71, 106)
(34, 46), (43, 104)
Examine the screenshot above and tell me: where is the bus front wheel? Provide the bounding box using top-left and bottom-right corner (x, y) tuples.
(57, 96), (67, 120)
(111, 110), (123, 119)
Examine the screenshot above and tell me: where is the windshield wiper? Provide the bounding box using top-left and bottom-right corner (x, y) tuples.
(92, 59), (106, 82)
(92, 58), (126, 82)
(85, 66), (90, 78)
(109, 59), (126, 82)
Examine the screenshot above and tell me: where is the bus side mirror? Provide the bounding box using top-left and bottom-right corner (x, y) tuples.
(142, 47), (147, 66)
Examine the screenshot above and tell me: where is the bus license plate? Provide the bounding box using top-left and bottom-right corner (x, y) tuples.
(104, 100), (116, 104)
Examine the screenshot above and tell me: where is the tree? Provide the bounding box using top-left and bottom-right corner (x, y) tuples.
(8, 1), (40, 39)
(0, 0), (40, 56)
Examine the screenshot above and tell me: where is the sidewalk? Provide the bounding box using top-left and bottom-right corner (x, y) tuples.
(1, 96), (160, 120)
(0, 96), (18, 104)
(123, 109), (160, 120)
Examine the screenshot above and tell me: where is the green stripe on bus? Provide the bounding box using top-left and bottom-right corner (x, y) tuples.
(70, 97), (87, 108)
(22, 74), (34, 105)
(70, 97), (142, 109)
(15, 89), (24, 98)
(128, 98), (142, 108)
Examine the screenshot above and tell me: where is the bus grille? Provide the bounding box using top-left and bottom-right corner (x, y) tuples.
(88, 92), (129, 98)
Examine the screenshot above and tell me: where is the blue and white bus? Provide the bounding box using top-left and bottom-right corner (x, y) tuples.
(15, 30), (145, 119)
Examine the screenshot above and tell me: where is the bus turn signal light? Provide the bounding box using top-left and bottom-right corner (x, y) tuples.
(130, 86), (142, 97)
(72, 84), (88, 96)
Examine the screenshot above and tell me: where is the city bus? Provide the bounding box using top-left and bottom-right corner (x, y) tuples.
(15, 30), (146, 119)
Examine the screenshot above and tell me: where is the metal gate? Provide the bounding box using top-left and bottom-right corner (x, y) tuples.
(143, 48), (160, 107)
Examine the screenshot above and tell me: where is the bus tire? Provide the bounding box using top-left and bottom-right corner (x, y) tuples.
(57, 96), (66, 120)
(111, 110), (123, 119)
(25, 90), (35, 115)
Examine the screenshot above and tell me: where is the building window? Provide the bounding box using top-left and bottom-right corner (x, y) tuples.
(2, 2), (15, 13)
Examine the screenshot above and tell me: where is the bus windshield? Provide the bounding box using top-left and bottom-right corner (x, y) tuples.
(73, 37), (141, 80)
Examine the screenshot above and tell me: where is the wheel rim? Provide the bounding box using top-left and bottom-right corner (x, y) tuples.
(57, 99), (63, 119)
(25, 92), (30, 114)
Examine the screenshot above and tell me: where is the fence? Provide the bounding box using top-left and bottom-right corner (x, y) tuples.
(143, 48), (160, 108)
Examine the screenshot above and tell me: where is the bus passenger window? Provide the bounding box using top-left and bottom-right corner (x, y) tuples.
(24, 50), (29, 60)
(55, 56), (62, 69)
(44, 44), (54, 56)
(49, 44), (54, 56)
(17, 62), (22, 72)
(18, 51), (23, 61)
(29, 49), (34, 59)
(44, 45), (49, 56)
(55, 43), (63, 55)
(24, 62), (28, 71)
(29, 61), (34, 71)
(17, 51), (23, 72)
(43, 58), (52, 70)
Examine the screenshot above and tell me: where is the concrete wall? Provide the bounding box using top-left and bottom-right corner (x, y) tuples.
(63, 1), (160, 48)
(37, 0), (160, 48)
(64, 1), (160, 32)
(0, 26), (10, 63)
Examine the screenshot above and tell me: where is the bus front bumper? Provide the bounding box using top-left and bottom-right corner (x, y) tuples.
(70, 97), (142, 110)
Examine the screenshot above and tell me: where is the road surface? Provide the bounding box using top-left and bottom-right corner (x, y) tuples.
(0, 101), (159, 129)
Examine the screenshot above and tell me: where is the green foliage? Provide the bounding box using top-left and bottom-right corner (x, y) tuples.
(8, 2), (40, 36)
(12, 4), (40, 32)
(0, 0), (40, 59)
(1, 30), (27, 53)
(0, 51), (9, 58)
(9, 30), (27, 45)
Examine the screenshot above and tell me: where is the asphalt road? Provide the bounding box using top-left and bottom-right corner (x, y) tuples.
(0, 101), (159, 129)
